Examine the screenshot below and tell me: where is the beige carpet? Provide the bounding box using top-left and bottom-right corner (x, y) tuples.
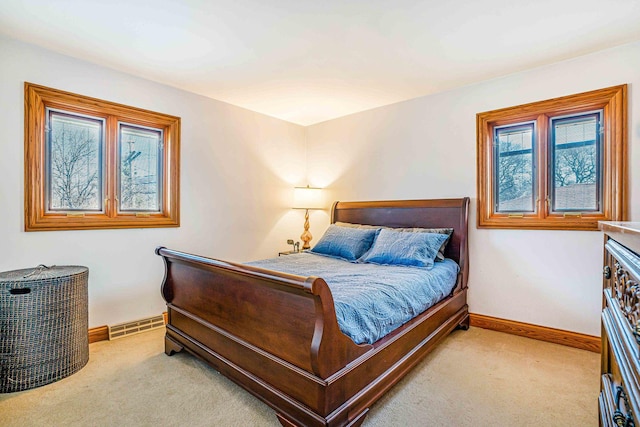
(0, 327), (598, 426)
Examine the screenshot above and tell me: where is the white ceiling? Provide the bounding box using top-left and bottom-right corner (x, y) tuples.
(2, 0), (640, 125)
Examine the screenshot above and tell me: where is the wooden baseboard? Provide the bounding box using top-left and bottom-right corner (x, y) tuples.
(88, 325), (109, 343)
(90, 312), (599, 353)
(469, 313), (600, 353)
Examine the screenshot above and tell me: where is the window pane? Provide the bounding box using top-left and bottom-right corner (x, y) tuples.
(119, 124), (162, 212)
(47, 110), (103, 211)
(551, 113), (601, 211)
(494, 123), (535, 212)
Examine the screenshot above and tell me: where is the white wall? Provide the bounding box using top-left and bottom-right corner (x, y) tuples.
(3, 35), (637, 337)
(0, 36), (307, 327)
(307, 41), (640, 336)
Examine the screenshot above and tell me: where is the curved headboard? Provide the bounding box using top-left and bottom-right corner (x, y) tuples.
(331, 198), (470, 289)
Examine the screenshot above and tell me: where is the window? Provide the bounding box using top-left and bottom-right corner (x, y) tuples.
(25, 83), (180, 231)
(477, 85), (627, 230)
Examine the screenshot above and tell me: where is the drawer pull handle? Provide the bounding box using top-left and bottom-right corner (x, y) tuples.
(613, 386), (635, 427)
(604, 265), (612, 279)
(633, 323), (640, 347)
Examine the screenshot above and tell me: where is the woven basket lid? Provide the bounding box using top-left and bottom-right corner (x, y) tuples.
(0, 265), (88, 284)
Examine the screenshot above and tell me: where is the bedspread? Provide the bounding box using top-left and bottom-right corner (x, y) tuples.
(247, 253), (459, 344)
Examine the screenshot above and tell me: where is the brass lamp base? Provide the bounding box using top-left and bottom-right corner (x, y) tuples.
(301, 209), (312, 250)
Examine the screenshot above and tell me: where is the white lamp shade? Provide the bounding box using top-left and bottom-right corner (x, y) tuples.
(292, 187), (325, 210)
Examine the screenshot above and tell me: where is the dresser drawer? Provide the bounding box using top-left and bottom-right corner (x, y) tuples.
(601, 224), (640, 427)
(602, 238), (640, 426)
(604, 240), (640, 358)
(602, 303), (640, 420)
(600, 373), (635, 427)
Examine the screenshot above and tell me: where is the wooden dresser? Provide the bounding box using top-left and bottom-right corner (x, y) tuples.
(600, 222), (640, 426)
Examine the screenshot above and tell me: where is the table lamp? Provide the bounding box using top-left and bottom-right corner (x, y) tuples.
(292, 186), (324, 250)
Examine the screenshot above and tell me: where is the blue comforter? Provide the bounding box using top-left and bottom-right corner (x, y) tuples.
(247, 253), (459, 345)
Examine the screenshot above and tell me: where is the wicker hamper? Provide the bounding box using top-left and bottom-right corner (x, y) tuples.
(0, 265), (89, 393)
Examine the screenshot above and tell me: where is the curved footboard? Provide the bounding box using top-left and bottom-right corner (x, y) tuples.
(156, 247), (468, 426)
(157, 247), (373, 423)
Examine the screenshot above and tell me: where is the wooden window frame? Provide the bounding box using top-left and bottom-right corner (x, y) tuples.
(25, 83), (180, 231)
(477, 85), (627, 230)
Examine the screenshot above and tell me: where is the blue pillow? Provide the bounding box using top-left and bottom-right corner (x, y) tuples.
(310, 224), (379, 261)
(359, 229), (449, 268)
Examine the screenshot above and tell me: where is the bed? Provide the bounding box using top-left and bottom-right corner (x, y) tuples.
(157, 197), (469, 427)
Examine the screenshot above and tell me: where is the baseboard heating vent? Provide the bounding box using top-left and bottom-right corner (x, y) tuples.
(108, 315), (165, 340)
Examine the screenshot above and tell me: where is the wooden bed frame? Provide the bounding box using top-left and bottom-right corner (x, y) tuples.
(157, 197), (469, 427)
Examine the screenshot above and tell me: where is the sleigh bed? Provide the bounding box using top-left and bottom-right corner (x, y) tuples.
(157, 197), (469, 427)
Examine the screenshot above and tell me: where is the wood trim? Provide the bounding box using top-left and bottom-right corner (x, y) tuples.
(476, 84), (627, 230)
(332, 198), (469, 210)
(469, 313), (600, 353)
(24, 82), (181, 231)
(90, 311), (598, 355)
(88, 325), (109, 343)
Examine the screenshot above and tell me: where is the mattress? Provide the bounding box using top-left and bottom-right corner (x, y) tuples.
(247, 252), (459, 344)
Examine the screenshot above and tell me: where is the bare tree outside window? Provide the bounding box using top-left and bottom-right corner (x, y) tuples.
(554, 146), (596, 187)
(47, 111), (103, 211)
(552, 114), (600, 211)
(495, 124), (534, 212)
